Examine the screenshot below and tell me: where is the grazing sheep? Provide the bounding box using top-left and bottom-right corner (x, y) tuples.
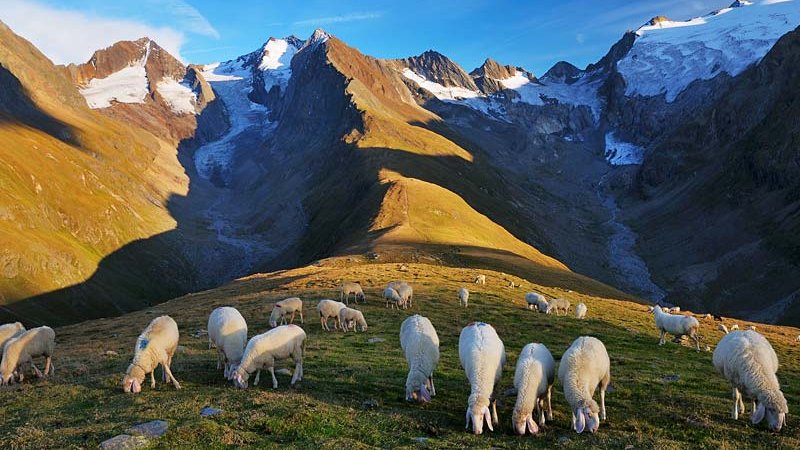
(400, 315), (440, 403)
(703, 313), (712, 320)
(512, 343), (555, 435)
(339, 307), (368, 332)
(796, 335), (800, 342)
(208, 307), (248, 378)
(669, 306), (681, 314)
(748, 325), (756, 331)
(525, 293), (546, 312)
(558, 336), (611, 434)
(459, 322), (506, 435)
(718, 324), (729, 334)
(317, 299), (346, 331)
(652, 305), (700, 351)
(340, 282), (366, 304)
(0, 326), (55, 385)
(475, 275), (486, 285)
(546, 298), (571, 316)
(269, 297), (304, 328)
(730, 324), (739, 331)
(0, 322), (25, 358)
(384, 287), (403, 309)
(397, 283), (414, 309)
(713, 330), (788, 432)
(576, 303), (587, 319)
(122, 316), (180, 393)
(231, 324), (306, 389)
(458, 288), (470, 307)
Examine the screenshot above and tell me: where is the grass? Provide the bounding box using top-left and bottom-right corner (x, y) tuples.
(1, 261), (799, 449)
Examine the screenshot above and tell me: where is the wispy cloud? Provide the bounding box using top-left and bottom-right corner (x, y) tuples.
(292, 11), (382, 27)
(575, 33), (585, 45)
(2, 0), (185, 64)
(150, 0), (220, 38)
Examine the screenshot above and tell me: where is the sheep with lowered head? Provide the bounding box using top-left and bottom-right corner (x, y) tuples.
(652, 305), (700, 350)
(525, 292), (546, 312)
(459, 322), (505, 435)
(558, 336), (611, 434)
(384, 287), (403, 309)
(512, 343), (555, 435)
(713, 330), (788, 432)
(474, 274), (486, 285)
(396, 283), (413, 309)
(0, 322), (25, 359)
(230, 324), (305, 389)
(575, 303), (587, 319)
(400, 315), (440, 403)
(208, 307), (248, 378)
(122, 316), (180, 393)
(0, 326), (55, 385)
(317, 299), (346, 331)
(339, 307), (368, 332)
(269, 297), (304, 328)
(546, 298), (570, 316)
(340, 282), (365, 304)
(458, 288), (469, 307)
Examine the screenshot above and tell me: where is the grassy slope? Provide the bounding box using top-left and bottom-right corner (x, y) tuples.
(2, 261), (799, 449)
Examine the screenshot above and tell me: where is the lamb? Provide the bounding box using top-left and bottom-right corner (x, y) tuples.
(338, 307), (368, 332)
(575, 303), (587, 319)
(458, 287), (470, 307)
(459, 322), (506, 435)
(474, 274), (486, 285)
(383, 287), (403, 309)
(230, 324), (305, 389)
(652, 305), (700, 351)
(269, 297), (304, 327)
(317, 299), (346, 331)
(122, 316), (180, 393)
(718, 324), (729, 334)
(712, 330), (788, 432)
(558, 336), (611, 434)
(546, 298), (571, 316)
(400, 315), (440, 403)
(340, 282), (366, 304)
(525, 292), (546, 312)
(0, 326), (55, 385)
(207, 307), (248, 378)
(512, 343), (555, 435)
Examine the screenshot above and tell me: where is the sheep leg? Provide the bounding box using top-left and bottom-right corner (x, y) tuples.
(291, 353), (303, 385)
(490, 398), (499, 425)
(254, 370), (261, 385)
(600, 387), (607, 421)
(150, 371), (156, 389)
(732, 388), (740, 420)
(546, 385), (553, 421)
(269, 367), (278, 389)
(691, 332), (700, 351)
(163, 355), (172, 383)
(429, 376), (436, 397)
(162, 363), (181, 390)
(31, 363), (43, 378)
(571, 412), (577, 431)
(44, 356), (52, 377)
(658, 330), (666, 346)
(300, 310), (304, 324)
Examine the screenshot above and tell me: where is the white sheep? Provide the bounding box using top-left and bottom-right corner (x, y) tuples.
(207, 307), (248, 378)
(122, 316), (180, 393)
(558, 336), (611, 434)
(230, 324), (305, 389)
(458, 287), (469, 307)
(669, 306), (681, 314)
(703, 313), (712, 320)
(338, 307), (368, 332)
(400, 315), (440, 403)
(474, 274), (486, 285)
(730, 324), (739, 331)
(396, 283), (414, 309)
(269, 297), (304, 327)
(525, 292), (546, 312)
(652, 305), (700, 350)
(317, 299), (346, 331)
(747, 325), (756, 331)
(340, 282), (365, 304)
(0, 326), (55, 385)
(512, 343), (555, 435)
(718, 324), (729, 334)
(0, 322), (25, 358)
(575, 303), (587, 319)
(546, 298), (571, 316)
(459, 322), (505, 435)
(384, 287), (403, 309)
(713, 330), (788, 432)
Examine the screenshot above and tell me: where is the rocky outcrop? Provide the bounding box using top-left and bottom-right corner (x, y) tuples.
(541, 61), (582, 84)
(398, 50), (479, 91)
(470, 58), (536, 94)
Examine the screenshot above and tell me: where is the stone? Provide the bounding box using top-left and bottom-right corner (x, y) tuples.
(362, 399), (379, 409)
(99, 434), (149, 450)
(661, 374), (680, 382)
(413, 437), (427, 443)
(104, 350), (119, 357)
(557, 436), (571, 445)
(200, 407), (223, 417)
(175, 345), (187, 354)
(367, 338), (385, 344)
(125, 420), (168, 438)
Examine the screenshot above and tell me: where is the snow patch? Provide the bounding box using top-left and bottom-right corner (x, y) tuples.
(402, 68), (482, 100)
(259, 39), (299, 92)
(80, 65), (148, 108)
(618, 0), (800, 102)
(604, 132), (644, 165)
(156, 78), (197, 115)
(498, 71), (602, 120)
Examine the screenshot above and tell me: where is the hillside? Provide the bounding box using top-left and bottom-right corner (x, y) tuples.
(1, 261), (798, 448)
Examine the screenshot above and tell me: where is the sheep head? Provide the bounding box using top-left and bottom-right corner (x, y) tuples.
(755, 392), (789, 432)
(512, 410), (539, 435)
(466, 395), (492, 434)
(574, 400), (600, 434)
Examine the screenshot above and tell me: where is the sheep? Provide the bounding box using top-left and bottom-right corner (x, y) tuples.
(269, 297), (304, 328)
(122, 316), (180, 393)
(703, 313), (712, 320)
(339, 307), (368, 332)
(747, 325), (756, 331)
(0, 322), (25, 357)
(576, 303), (587, 320)
(230, 324), (305, 389)
(400, 315), (440, 403)
(207, 307), (248, 378)
(340, 282), (365, 304)
(713, 330), (788, 432)
(546, 298), (571, 316)
(652, 305), (700, 351)
(512, 343), (555, 435)
(730, 324), (739, 331)
(718, 324), (729, 334)
(0, 326), (55, 385)
(459, 322), (505, 435)
(558, 336), (611, 434)
(525, 292), (546, 312)
(474, 274), (486, 285)
(458, 287), (469, 307)
(397, 283), (414, 309)
(669, 306), (681, 314)
(384, 287), (403, 309)
(317, 299), (346, 331)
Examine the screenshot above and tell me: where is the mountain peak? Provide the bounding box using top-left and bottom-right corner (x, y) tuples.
(541, 60), (582, 84)
(304, 28), (331, 50)
(400, 50), (478, 91)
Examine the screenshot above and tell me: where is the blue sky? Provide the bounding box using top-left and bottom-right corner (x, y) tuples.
(3, 0), (729, 74)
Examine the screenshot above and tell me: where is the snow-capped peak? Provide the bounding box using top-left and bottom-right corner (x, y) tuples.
(258, 38), (298, 71)
(303, 29), (330, 51)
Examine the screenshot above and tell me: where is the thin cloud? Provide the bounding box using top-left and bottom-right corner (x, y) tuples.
(2, 0), (185, 64)
(152, 0), (220, 39)
(292, 11), (382, 27)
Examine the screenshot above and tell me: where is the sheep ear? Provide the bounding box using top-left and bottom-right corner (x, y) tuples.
(527, 416), (539, 434)
(483, 406), (493, 432)
(420, 383), (431, 402)
(752, 403), (766, 424)
(465, 409), (471, 429)
(575, 409), (586, 433)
